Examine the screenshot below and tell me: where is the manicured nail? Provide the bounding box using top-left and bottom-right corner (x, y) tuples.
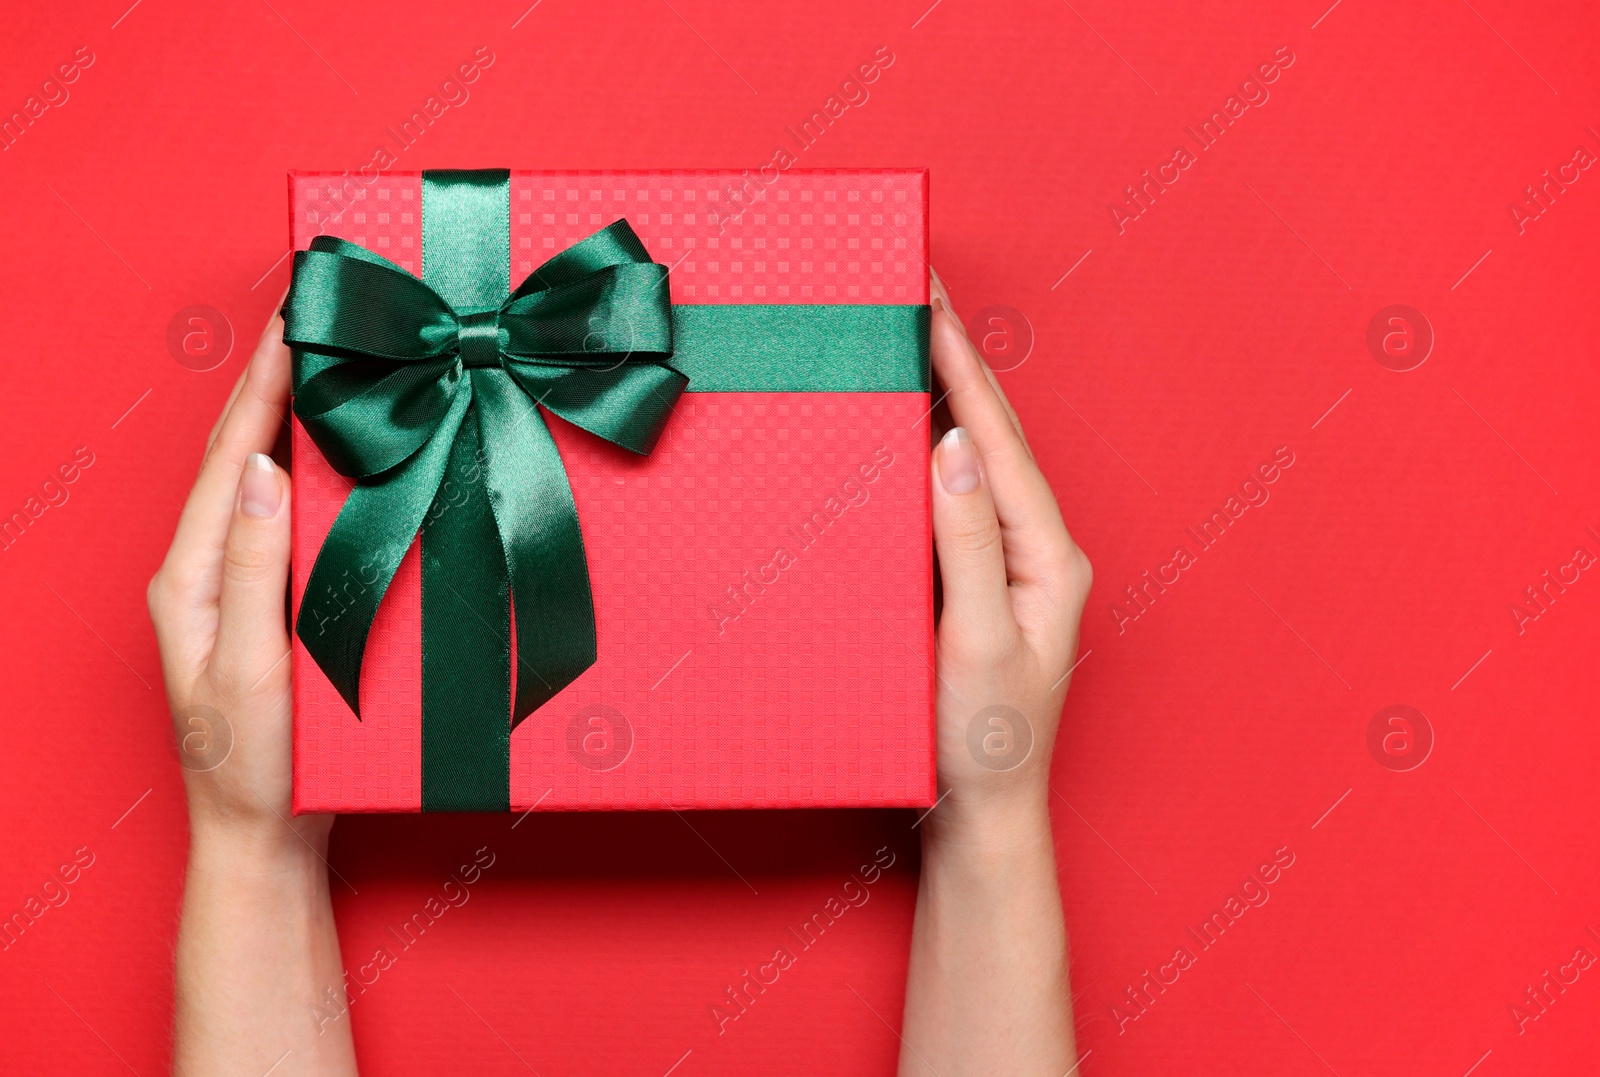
(929, 268), (954, 313)
(239, 453), (281, 517)
(937, 427), (982, 494)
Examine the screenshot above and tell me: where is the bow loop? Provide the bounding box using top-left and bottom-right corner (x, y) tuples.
(509, 218), (657, 296)
(289, 237), (461, 361)
(499, 264), (673, 365)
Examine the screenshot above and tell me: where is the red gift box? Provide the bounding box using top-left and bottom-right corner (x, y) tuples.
(289, 169), (934, 813)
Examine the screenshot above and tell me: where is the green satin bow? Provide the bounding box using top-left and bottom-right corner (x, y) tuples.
(284, 218), (685, 731)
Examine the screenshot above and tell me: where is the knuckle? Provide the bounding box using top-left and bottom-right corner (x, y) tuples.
(146, 570), (181, 621)
(948, 514), (1002, 557)
(947, 621), (1020, 668)
(1068, 546), (1093, 592)
(222, 534), (280, 586)
(1042, 539), (1092, 597)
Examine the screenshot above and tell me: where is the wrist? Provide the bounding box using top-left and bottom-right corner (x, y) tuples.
(922, 779), (1053, 857)
(187, 812), (332, 881)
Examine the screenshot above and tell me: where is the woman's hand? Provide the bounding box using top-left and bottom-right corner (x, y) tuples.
(899, 275), (1091, 1075)
(926, 274), (1091, 837)
(149, 312), (355, 1076)
(148, 312), (311, 850)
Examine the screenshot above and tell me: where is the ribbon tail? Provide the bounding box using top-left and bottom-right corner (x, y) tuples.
(295, 383), (472, 717)
(474, 368), (599, 726)
(420, 382), (512, 811)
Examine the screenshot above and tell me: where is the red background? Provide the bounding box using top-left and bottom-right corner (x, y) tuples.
(2, 1), (1597, 1074)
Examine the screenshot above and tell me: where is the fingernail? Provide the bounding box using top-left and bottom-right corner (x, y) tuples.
(929, 268), (954, 314)
(238, 453), (281, 517)
(937, 427), (982, 494)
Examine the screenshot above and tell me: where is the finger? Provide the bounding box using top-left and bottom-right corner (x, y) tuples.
(210, 453), (292, 688)
(927, 367), (952, 448)
(202, 366), (249, 462)
(931, 303), (1076, 587)
(973, 347), (1029, 455)
(931, 426), (1014, 638)
(158, 315), (292, 612)
(929, 271), (1028, 453)
(202, 293), (289, 461)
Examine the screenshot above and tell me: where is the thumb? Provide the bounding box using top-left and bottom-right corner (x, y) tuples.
(932, 427), (1013, 639)
(210, 453), (292, 689)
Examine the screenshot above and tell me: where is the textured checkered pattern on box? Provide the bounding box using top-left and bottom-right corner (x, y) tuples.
(290, 170), (933, 812)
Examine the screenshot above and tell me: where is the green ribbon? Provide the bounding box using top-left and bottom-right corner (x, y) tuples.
(284, 168), (927, 810)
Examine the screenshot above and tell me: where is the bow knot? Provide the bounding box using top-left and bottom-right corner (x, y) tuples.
(457, 310), (503, 368)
